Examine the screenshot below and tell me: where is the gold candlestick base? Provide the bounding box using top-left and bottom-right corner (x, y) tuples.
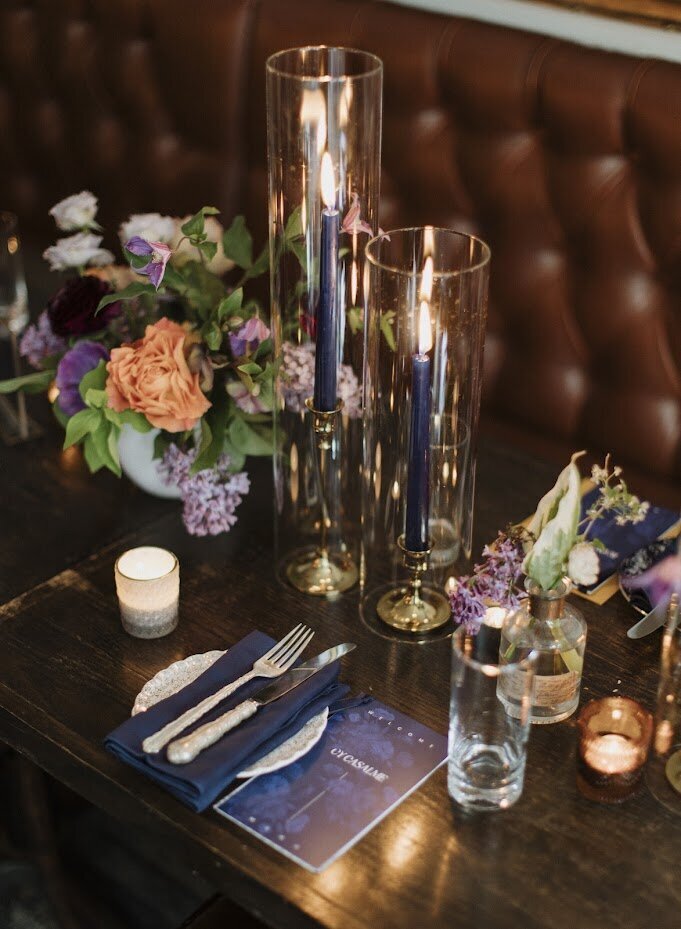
(376, 535), (450, 633)
(286, 546), (359, 596)
(285, 398), (358, 597)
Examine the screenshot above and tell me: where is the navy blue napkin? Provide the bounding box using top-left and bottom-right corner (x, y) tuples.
(579, 487), (679, 593)
(105, 631), (349, 812)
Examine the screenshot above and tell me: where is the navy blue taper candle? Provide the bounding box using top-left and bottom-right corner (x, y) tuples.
(313, 153), (339, 411)
(405, 302), (433, 552)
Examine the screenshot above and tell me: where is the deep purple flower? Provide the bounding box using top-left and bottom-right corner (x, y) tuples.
(623, 546), (681, 610)
(55, 341), (109, 416)
(159, 444), (250, 536)
(47, 275), (120, 337)
(125, 236), (172, 289)
(19, 311), (67, 368)
(229, 317), (270, 357)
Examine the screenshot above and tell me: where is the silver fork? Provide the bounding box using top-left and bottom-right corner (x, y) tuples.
(142, 624), (314, 754)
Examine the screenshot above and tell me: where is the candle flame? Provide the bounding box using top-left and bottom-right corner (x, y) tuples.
(418, 300), (432, 354)
(420, 255), (433, 302)
(321, 152), (336, 209)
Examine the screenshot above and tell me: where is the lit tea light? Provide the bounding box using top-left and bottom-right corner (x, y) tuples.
(114, 546), (179, 639)
(577, 697), (652, 803)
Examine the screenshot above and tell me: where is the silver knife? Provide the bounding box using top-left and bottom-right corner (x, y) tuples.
(166, 643), (356, 764)
(627, 602), (667, 639)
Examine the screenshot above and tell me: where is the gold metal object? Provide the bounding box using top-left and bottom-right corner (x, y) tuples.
(286, 399), (359, 596)
(376, 535), (450, 633)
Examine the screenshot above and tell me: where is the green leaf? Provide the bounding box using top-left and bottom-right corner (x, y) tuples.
(380, 311), (396, 351)
(118, 409), (152, 433)
(0, 369), (54, 395)
(64, 408), (101, 449)
(90, 420), (121, 476)
(153, 431), (172, 460)
(84, 387), (107, 410)
(83, 433), (105, 473)
(52, 400), (70, 428)
(198, 240), (218, 263)
(285, 207), (303, 242)
(229, 418), (274, 457)
(191, 391), (229, 473)
(203, 321), (223, 351)
(78, 361), (108, 403)
(348, 307), (363, 334)
(96, 282), (156, 313)
(181, 206), (220, 238)
(222, 436), (246, 472)
(222, 215), (253, 269)
(244, 244), (269, 280)
(161, 263), (186, 291)
(216, 288), (243, 322)
(237, 362), (263, 376)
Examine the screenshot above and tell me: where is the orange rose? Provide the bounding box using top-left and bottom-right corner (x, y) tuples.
(106, 318), (211, 432)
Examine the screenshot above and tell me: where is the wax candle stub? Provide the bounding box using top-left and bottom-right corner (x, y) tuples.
(583, 734), (640, 774)
(115, 546), (179, 639)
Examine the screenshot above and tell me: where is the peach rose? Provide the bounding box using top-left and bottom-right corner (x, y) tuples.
(106, 318), (211, 432)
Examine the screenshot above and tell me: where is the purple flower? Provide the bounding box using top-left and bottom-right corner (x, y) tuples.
(448, 578), (487, 634)
(159, 444), (250, 536)
(47, 275), (120, 337)
(19, 311), (67, 369)
(226, 380), (271, 415)
(448, 530), (526, 631)
(341, 192), (373, 237)
(125, 236), (172, 289)
(55, 341), (109, 415)
(623, 545), (681, 610)
(229, 317), (270, 358)
(281, 341), (361, 418)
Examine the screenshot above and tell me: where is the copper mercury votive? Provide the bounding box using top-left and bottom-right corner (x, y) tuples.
(577, 697), (653, 803)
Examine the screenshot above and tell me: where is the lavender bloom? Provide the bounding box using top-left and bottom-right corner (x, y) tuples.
(124, 236), (172, 289)
(281, 341), (361, 418)
(229, 317), (270, 358)
(55, 341), (109, 416)
(19, 311), (67, 369)
(226, 380), (271, 415)
(159, 444), (250, 537)
(448, 578), (487, 634)
(449, 531), (526, 631)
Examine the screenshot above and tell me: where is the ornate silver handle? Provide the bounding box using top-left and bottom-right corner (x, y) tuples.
(166, 699), (259, 764)
(142, 669), (257, 754)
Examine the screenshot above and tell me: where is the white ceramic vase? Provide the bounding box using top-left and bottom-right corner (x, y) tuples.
(117, 424), (182, 500)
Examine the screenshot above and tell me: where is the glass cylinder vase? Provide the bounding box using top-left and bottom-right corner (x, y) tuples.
(499, 579), (587, 724)
(266, 46), (383, 596)
(361, 228), (490, 640)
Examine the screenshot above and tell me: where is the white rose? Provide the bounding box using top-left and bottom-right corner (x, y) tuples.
(43, 232), (115, 271)
(172, 216), (235, 276)
(49, 191), (99, 231)
(119, 212), (175, 246)
(567, 542), (600, 587)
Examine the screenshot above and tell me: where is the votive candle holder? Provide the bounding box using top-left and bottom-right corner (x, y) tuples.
(577, 696), (653, 803)
(115, 546), (179, 639)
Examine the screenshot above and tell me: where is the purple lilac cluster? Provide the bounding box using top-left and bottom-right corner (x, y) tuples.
(159, 444), (250, 537)
(19, 311), (66, 369)
(449, 531), (526, 633)
(281, 341), (361, 418)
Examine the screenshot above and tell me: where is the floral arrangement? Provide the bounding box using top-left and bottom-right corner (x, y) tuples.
(0, 192), (275, 536)
(449, 452), (649, 630)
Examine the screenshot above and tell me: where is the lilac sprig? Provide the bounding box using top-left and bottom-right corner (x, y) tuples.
(19, 311), (66, 369)
(448, 530), (527, 633)
(159, 444), (250, 537)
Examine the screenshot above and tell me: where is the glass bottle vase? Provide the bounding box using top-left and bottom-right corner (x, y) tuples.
(499, 579), (587, 724)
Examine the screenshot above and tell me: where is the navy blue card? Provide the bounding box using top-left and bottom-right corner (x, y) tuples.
(214, 699), (447, 872)
(579, 487), (679, 593)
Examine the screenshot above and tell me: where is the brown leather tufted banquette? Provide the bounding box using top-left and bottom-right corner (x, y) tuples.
(1, 0), (680, 498)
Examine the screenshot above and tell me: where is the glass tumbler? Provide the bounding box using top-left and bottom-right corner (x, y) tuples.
(448, 625), (536, 811)
(266, 46), (383, 595)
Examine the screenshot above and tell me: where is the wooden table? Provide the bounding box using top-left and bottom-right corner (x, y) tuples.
(1, 410), (679, 929)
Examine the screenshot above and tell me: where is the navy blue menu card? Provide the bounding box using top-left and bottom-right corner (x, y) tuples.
(578, 487), (679, 594)
(214, 698), (448, 872)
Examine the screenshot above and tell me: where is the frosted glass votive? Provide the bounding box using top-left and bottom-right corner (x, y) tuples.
(115, 547), (179, 639)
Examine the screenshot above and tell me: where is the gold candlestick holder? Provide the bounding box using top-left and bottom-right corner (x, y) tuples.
(376, 535), (450, 633)
(286, 398), (358, 596)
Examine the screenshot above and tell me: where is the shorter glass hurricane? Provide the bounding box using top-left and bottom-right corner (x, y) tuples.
(448, 624), (537, 812)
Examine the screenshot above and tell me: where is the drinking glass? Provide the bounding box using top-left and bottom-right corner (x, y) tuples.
(448, 624), (536, 811)
(0, 211), (30, 443)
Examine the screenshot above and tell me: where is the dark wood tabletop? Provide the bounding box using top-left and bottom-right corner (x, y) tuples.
(0, 410), (679, 929)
